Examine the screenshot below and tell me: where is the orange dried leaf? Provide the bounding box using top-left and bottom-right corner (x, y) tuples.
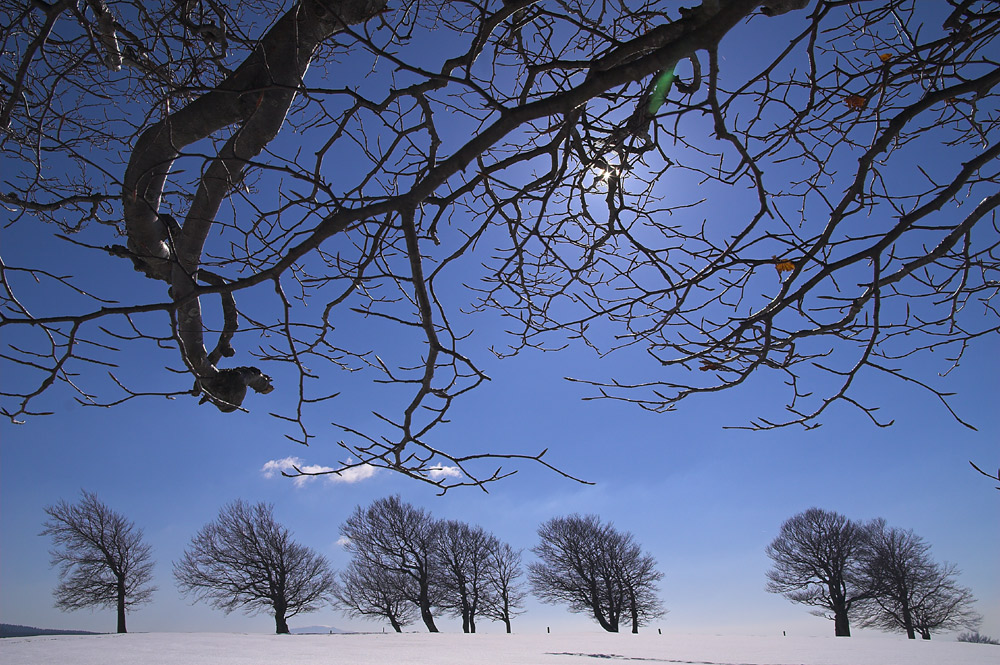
(845, 94), (867, 110)
(879, 53), (892, 63)
(774, 259), (796, 274)
(699, 361), (724, 372)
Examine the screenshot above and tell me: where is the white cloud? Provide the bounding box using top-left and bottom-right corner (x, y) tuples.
(261, 457), (301, 478)
(332, 463), (377, 484)
(260, 457), (376, 487)
(426, 464), (462, 479)
(335, 536), (352, 549)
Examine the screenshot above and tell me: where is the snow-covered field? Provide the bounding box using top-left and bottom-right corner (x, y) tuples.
(1, 631), (996, 665)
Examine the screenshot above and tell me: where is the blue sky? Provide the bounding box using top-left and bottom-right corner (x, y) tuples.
(2, 0), (998, 641)
(2, 312), (997, 636)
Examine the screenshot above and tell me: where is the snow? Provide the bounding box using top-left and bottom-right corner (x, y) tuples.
(2, 631), (996, 665)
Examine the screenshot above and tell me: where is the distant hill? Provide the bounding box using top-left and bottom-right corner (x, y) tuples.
(289, 625), (346, 635)
(1, 623), (101, 638)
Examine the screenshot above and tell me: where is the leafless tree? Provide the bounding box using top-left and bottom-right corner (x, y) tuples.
(909, 573), (981, 640)
(173, 499), (336, 634)
(41, 490), (155, 634)
(765, 508), (870, 637)
(857, 518), (981, 640)
(529, 514), (664, 633)
(333, 558), (416, 632)
(957, 631), (1000, 644)
(339, 495), (443, 632)
(481, 540), (527, 634)
(3, 1), (998, 490)
(434, 519), (495, 633)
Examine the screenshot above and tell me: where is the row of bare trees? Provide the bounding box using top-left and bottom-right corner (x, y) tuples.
(338, 498), (668, 634)
(765, 508), (982, 639)
(42, 491), (665, 635)
(43, 492), (337, 634)
(337, 495), (525, 633)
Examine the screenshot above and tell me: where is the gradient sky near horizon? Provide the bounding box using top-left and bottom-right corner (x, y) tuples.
(2, 324), (997, 637)
(2, 0), (998, 641)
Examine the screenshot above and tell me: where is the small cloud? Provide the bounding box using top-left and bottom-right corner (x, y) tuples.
(336, 536), (352, 549)
(426, 464), (462, 479)
(332, 463), (377, 484)
(261, 457), (301, 479)
(261, 457), (376, 487)
(294, 463), (338, 487)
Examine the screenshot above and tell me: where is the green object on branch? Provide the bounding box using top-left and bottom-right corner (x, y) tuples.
(648, 67), (677, 114)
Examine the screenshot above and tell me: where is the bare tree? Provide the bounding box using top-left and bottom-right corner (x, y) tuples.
(41, 490), (155, 633)
(617, 540), (667, 633)
(333, 558), (416, 632)
(173, 499), (336, 634)
(339, 495), (443, 632)
(434, 520), (495, 633)
(3, 1), (998, 490)
(858, 519), (981, 640)
(481, 541), (527, 634)
(529, 514), (664, 633)
(957, 631), (1000, 645)
(910, 571), (981, 640)
(765, 508), (870, 637)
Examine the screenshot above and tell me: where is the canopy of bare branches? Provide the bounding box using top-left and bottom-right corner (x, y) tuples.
(3, 1), (997, 489)
(529, 514), (665, 633)
(173, 499), (337, 634)
(41, 490), (156, 633)
(766, 509), (982, 639)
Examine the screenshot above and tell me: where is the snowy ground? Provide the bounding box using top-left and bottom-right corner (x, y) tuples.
(1, 631), (996, 665)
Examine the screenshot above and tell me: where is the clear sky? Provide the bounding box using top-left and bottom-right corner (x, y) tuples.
(1, 0), (998, 641)
(1, 314), (997, 637)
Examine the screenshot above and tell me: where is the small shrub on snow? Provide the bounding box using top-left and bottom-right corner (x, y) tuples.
(957, 631), (999, 645)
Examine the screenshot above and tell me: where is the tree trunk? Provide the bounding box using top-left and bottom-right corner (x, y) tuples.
(420, 600), (439, 633)
(116, 580), (127, 634)
(833, 608), (851, 637)
(503, 617), (512, 634)
(274, 603), (289, 634)
(590, 586), (616, 632)
(592, 608), (617, 632)
(901, 600), (915, 640)
(469, 615), (476, 634)
(920, 630), (931, 640)
(389, 615), (402, 633)
(630, 591), (639, 633)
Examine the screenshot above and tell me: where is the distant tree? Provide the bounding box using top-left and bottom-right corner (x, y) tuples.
(765, 508), (870, 637)
(173, 500), (336, 634)
(858, 519), (981, 640)
(529, 514), (664, 633)
(957, 631), (1000, 645)
(333, 558), (416, 633)
(909, 572), (981, 641)
(339, 496), (443, 632)
(481, 541), (527, 634)
(616, 539), (667, 633)
(434, 520), (494, 633)
(41, 491), (156, 634)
